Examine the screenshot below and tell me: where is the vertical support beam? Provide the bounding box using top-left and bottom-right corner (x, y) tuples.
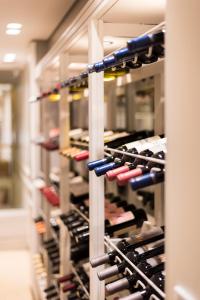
(59, 52), (71, 286)
(88, 19), (105, 300)
(154, 74), (165, 226)
(126, 82), (136, 131)
(106, 81), (117, 130)
(42, 99), (51, 286)
(28, 42), (41, 253)
(166, 1), (200, 299)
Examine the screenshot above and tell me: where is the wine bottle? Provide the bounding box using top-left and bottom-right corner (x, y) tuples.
(130, 170), (164, 190)
(69, 221), (89, 233)
(46, 291), (59, 299)
(97, 244), (164, 280)
(117, 141), (166, 185)
(106, 208), (147, 236)
(48, 248), (59, 255)
(43, 238), (55, 246)
(90, 228), (164, 267)
(108, 138), (166, 182)
(93, 136), (162, 176)
(49, 259), (60, 267)
(60, 211), (78, 221)
(62, 281), (78, 293)
(75, 231), (90, 243)
(71, 243), (89, 262)
(44, 243), (58, 251)
(127, 31), (164, 52)
(105, 261), (164, 295)
(57, 273), (74, 285)
(118, 271), (165, 300)
(67, 218), (87, 230)
(68, 287), (87, 300)
(105, 148), (153, 180)
(49, 253), (59, 260)
(72, 224), (89, 236)
(44, 285), (56, 293)
(70, 131), (115, 157)
(62, 214), (82, 225)
(87, 131), (154, 171)
(76, 207), (147, 240)
(73, 150), (89, 161)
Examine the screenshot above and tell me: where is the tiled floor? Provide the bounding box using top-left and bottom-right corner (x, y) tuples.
(0, 250), (33, 300)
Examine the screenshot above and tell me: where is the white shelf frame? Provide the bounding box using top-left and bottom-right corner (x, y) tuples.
(88, 18), (105, 300)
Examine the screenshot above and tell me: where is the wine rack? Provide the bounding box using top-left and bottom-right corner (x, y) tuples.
(104, 236), (165, 299)
(28, 1), (181, 300)
(70, 264), (90, 299)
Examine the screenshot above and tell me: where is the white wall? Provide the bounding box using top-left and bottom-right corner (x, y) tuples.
(166, 0), (200, 299)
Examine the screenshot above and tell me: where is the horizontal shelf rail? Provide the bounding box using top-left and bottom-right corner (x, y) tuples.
(105, 147), (166, 165)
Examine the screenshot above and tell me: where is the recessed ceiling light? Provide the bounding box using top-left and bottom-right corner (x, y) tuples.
(7, 23), (22, 29)
(3, 53), (16, 63)
(6, 28), (21, 35)
(6, 23), (22, 35)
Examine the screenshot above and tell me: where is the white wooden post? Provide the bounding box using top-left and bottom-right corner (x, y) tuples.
(59, 52), (71, 294)
(88, 19), (105, 300)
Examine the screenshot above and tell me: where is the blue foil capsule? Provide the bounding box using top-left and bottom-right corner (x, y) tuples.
(113, 47), (130, 61)
(130, 171), (164, 190)
(87, 157), (113, 171)
(94, 162), (117, 177)
(103, 55), (116, 68)
(94, 61), (105, 72)
(130, 173), (154, 190)
(127, 35), (151, 52)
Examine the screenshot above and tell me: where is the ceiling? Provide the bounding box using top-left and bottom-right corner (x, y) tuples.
(64, 0), (165, 60)
(39, 0), (166, 83)
(0, 0), (75, 71)
(102, 0), (165, 24)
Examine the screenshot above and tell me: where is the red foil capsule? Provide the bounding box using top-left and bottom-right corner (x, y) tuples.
(106, 165), (130, 181)
(62, 282), (77, 293)
(57, 273), (74, 284)
(117, 168), (143, 185)
(74, 150), (89, 161)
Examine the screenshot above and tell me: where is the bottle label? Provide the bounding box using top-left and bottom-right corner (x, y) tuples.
(148, 137), (167, 154)
(109, 211), (134, 225)
(126, 135), (161, 151)
(147, 254), (166, 267)
(104, 132), (129, 143)
(113, 226), (141, 238)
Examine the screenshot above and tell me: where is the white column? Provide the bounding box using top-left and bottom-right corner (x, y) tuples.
(88, 19), (105, 300)
(166, 1), (200, 299)
(59, 52), (71, 286)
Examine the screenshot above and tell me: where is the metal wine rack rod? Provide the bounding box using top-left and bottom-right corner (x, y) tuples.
(70, 203), (90, 223)
(71, 263), (90, 298)
(105, 147), (166, 165)
(104, 236), (166, 299)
